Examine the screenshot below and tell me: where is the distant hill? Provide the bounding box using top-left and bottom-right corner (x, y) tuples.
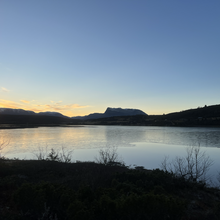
(82, 104), (220, 127)
(37, 111), (66, 117)
(0, 108), (67, 118)
(1, 105), (220, 127)
(0, 108), (80, 126)
(165, 104), (220, 119)
(72, 107), (147, 120)
(0, 108), (36, 115)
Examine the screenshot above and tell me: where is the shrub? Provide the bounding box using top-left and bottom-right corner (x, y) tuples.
(34, 146), (73, 163)
(95, 145), (125, 166)
(161, 145), (213, 183)
(0, 137), (9, 159)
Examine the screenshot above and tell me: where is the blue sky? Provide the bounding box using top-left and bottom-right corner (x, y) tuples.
(1, 0), (220, 116)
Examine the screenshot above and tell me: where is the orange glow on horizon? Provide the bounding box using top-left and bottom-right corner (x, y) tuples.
(0, 99), (175, 117)
(0, 99), (91, 117)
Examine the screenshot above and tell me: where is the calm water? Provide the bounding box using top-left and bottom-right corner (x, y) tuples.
(1, 125), (220, 183)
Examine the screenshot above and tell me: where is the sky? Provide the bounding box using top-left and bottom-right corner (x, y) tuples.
(1, 0), (220, 117)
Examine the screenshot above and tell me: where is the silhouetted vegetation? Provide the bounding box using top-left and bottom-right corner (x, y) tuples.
(0, 156), (220, 219)
(33, 147), (73, 163)
(161, 145), (214, 183)
(95, 146), (125, 166)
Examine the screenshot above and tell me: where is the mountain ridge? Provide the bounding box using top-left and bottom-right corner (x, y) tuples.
(0, 108), (67, 118)
(72, 107), (147, 120)
(0, 107), (147, 119)
(1, 104), (220, 127)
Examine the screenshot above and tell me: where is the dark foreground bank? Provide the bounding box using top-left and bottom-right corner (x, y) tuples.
(0, 159), (220, 220)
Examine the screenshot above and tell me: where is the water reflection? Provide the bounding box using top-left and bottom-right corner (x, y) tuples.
(0, 125), (220, 164)
(104, 126), (145, 147)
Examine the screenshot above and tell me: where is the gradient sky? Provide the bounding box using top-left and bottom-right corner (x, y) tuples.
(1, 0), (220, 117)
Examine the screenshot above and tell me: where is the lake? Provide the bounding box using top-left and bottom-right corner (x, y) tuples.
(1, 125), (220, 184)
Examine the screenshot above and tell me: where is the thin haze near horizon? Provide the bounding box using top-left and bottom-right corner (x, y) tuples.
(1, 0), (220, 117)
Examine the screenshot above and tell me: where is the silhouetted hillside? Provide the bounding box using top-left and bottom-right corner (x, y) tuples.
(83, 104), (220, 126)
(1, 104), (220, 127)
(0, 114), (80, 127)
(72, 107), (147, 120)
(166, 104), (220, 119)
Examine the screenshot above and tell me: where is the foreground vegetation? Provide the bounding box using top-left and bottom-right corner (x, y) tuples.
(0, 154), (220, 219)
(0, 142), (219, 219)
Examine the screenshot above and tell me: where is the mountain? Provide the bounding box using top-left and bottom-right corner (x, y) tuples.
(104, 107), (147, 117)
(1, 105), (220, 127)
(0, 108), (66, 117)
(0, 108), (36, 115)
(38, 112), (66, 117)
(83, 104), (220, 126)
(72, 107), (147, 120)
(0, 108), (80, 126)
(73, 113), (104, 120)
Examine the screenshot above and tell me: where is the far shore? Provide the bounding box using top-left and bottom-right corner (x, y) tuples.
(1, 123), (220, 129)
(0, 124), (84, 129)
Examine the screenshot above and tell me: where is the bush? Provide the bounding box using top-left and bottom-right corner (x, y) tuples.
(34, 147), (73, 163)
(0, 137), (9, 159)
(161, 145), (213, 183)
(95, 145), (125, 166)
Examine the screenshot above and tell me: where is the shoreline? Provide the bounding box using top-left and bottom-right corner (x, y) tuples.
(0, 124), (84, 129)
(1, 123), (220, 129)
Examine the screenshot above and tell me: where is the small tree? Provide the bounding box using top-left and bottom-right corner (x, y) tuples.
(95, 145), (124, 166)
(0, 138), (9, 159)
(59, 146), (73, 163)
(46, 148), (60, 162)
(33, 145), (48, 160)
(34, 146), (73, 163)
(46, 147), (73, 163)
(161, 145), (213, 183)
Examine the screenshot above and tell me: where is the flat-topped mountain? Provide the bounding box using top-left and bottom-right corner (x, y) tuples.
(84, 104), (220, 126)
(72, 107), (147, 120)
(104, 107), (147, 117)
